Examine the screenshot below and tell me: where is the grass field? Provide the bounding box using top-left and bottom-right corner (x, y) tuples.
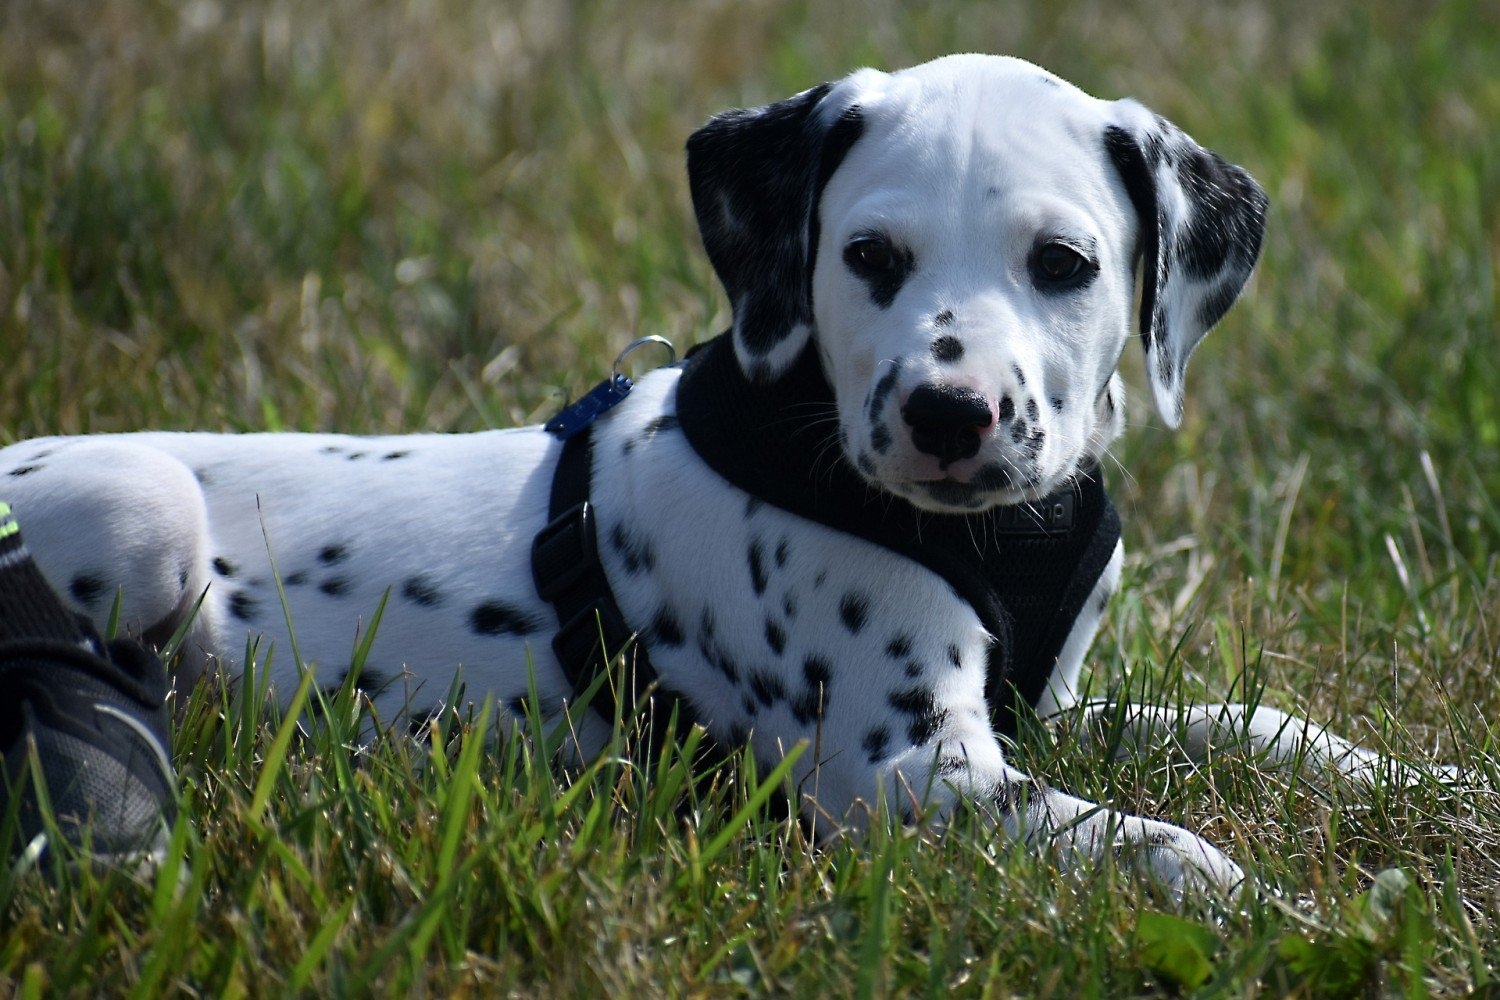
(2, 0), (1499, 994)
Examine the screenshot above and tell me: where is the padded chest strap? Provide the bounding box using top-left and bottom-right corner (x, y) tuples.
(530, 428), (698, 754)
(675, 333), (1121, 738)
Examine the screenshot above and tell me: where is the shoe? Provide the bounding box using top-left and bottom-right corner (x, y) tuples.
(0, 502), (178, 873)
(1, 635), (178, 871)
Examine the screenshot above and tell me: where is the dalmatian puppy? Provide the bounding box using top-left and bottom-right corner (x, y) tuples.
(3, 54), (1370, 895)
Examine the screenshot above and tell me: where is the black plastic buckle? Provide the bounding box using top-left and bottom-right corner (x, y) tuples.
(531, 501), (597, 602)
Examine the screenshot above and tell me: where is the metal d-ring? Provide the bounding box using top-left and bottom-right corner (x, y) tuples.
(612, 335), (677, 378)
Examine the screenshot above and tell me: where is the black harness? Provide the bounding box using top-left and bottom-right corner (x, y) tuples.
(531, 333), (1121, 744)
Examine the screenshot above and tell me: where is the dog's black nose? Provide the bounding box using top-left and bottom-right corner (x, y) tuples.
(901, 384), (992, 465)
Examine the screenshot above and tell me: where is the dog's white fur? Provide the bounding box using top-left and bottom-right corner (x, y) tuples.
(1, 55), (1408, 895)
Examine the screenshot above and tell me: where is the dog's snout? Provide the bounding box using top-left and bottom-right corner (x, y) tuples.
(901, 384), (993, 465)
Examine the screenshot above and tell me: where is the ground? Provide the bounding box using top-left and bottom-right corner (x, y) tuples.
(1, 0), (1498, 994)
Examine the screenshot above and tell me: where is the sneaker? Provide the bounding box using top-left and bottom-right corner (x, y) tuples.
(0, 502), (178, 872)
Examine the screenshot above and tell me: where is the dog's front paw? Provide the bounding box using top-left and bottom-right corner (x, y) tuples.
(1118, 818), (1246, 900)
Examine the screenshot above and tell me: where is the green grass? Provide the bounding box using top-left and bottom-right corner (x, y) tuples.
(2, 0), (1499, 994)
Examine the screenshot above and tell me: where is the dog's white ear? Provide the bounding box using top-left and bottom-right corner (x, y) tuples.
(1104, 102), (1268, 428)
(687, 83), (866, 381)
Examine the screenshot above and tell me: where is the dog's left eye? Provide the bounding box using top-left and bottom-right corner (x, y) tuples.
(845, 236), (895, 273)
(1030, 242), (1097, 288)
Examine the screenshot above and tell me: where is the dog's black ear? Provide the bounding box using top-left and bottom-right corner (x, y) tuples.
(687, 83), (865, 381)
(1104, 104), (1268, 428)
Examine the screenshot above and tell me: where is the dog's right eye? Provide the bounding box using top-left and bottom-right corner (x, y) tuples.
(1029, 239), (1098, 291)
(844, 236), (895, 274)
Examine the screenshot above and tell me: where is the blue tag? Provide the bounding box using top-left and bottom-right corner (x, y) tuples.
(544, 373), (633, 439)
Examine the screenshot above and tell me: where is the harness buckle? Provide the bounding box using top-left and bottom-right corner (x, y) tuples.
(531, 501), (598, 602)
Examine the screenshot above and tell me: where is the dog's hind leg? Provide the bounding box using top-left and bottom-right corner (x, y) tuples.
(1, 440), (214, 672)
(1067, 699), (1459, 788)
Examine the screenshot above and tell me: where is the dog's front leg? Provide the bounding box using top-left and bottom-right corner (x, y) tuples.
(969, 764), (1246, 897)
(876, 739), (1244, 897)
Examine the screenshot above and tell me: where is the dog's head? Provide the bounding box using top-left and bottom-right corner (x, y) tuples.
(687, 54), (1267, 513)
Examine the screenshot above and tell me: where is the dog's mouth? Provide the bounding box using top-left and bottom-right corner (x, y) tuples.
(868, 460), (1057, 513)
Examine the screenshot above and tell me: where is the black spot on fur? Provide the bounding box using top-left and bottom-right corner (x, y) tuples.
(904, 661), (923, 679)
(1096, 592), (1112, 615)
(936, 756), (969, 778)
(727, 722), (750, 748)
(803, 656), (831, 690)
(228, 590), (258, 622)
(747, 539), (768, 595)
(748, 670), (786, 708)
(470, 601), (542, 637)
(381, 450), (411, 461)
(319, 445), (343, 455)
(838, 593), (869, 634)
(870, 424), (892, 455)
(813, 571), (827, 589)
(345, 667), (388, 694)
(790, 687), (823, 726)
(699, 639), (741, 684)
(932, 336), (964, 363)
(742, 695), (759, 717)
(284, 571), (308, 587)
(610, 523), (656, 575)
(907, 710), (946, 747)
(346, 452), (367, 461)
(621, 438), (635, 457)
(69, 574), (105, 605)
(888, 686), (934, 717)
(934, 309), (955, 327)
(1012, 365), (1027, 387)
(320, 577), (350, 597)
(1026, 398), (1040, 423)
(946, 644), (962, 668)
(782, 593), (798, 620)
(997, 396), (1015, 422)
(9, 465), (40, 477)
(402, 575), (443, 607)
(643, 414), (680, 436)
(213, 557), (237, 578)
(863, 726), (891, 763)
(178, 567), (189, 590)
(885, 634), (913, 659)
(318, 544), (349, 566)
(651, 607), (685, 647)
(888, 687), (945, 746)
(856, 453), (877, 475)
(745, 496), (763, 517)
(774, 538), (790, 568)
(868, 363), (901, 422)
(1050, 395), (1065, 413)
(408, 705), (443, 738)
(764, 619), (787, 656)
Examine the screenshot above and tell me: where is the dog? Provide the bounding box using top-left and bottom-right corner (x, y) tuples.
(1, 54), (1402, 894)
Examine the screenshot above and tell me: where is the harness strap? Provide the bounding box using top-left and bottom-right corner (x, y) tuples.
(530, 427), (697, 755)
